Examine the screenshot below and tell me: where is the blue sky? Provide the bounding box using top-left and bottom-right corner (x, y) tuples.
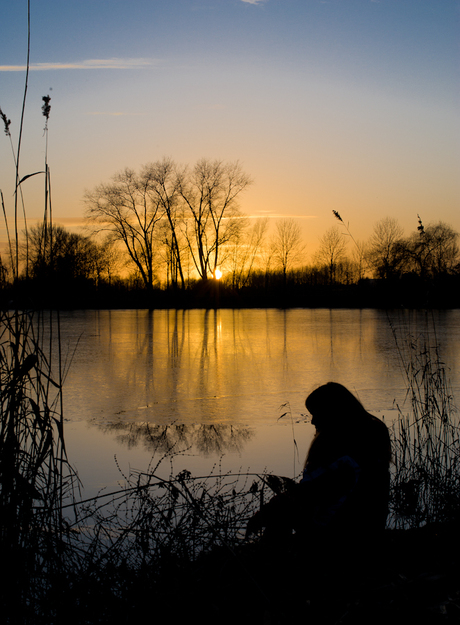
(0, 0), (459, 255)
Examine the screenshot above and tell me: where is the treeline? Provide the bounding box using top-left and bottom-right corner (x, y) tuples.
(1, 159), (460, 309)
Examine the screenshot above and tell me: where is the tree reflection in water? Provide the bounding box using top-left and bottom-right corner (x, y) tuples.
(97, 422), (254, 457)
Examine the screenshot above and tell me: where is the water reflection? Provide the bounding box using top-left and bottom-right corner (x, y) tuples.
(50, 308), (460, 489)
(58, 308), (460, 432)
(97, 422), (254, 456)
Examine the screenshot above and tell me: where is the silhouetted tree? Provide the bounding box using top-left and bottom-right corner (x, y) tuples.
(227, 218), (268, 288)
(146, 158), (186, 289)
(91, 236), (122, 286)
(367, 217), (406, 279)
(176, 159), (251, 279)
(0, 254), (8, 288)
(270, 218), (306, 285)
(314, 226), (348, 284)
(85, 159), (251, 287)
(25, 223), (103, 283)
(84, 167), (166, 291)
(350, 239), (369, 281)
(406, 221), (459, 279)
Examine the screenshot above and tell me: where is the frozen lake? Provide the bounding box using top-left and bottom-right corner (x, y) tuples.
(50, 308), (460, 496)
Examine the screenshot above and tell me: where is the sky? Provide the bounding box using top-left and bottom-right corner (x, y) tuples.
(0, 0), (459, 259)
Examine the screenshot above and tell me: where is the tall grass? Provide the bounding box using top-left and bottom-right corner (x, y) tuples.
(69, 465), (260, 569)
(0, 4), (79, 621)
(388, 318), (460, 529)
(0, 309), (79, 620)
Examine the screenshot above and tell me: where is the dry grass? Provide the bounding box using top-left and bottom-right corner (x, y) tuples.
(388, 319), (460, 529)
(0, 309), (79, 621)
(1, 311), (459, 623)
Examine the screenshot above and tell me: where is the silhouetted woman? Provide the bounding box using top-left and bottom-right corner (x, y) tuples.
(247, 382), (391, 545)
(301, 382), (391, 536)
(245, 383), (391, 620)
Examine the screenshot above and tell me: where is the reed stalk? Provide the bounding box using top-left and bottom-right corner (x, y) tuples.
(0, 309), (79, 621)
(0, 4), (78, 620)
(388, 318), (460, 529)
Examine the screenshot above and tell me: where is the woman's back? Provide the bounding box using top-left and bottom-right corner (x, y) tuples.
(302, 385), (391, 534)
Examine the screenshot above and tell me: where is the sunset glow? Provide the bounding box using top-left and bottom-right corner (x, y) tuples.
(0, 1), (458, 258)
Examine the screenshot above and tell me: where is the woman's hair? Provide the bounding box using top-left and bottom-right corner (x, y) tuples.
(305, 382), (368, 427)
(305, 382), (391, 468)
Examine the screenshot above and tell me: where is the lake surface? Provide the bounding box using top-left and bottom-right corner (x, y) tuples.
(53, 308), (460, 496)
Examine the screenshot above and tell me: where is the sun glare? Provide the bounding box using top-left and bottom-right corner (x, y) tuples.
(215, 269), (222, 280)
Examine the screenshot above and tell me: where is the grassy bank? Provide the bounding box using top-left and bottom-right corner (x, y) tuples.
(1, 307), (459, 623)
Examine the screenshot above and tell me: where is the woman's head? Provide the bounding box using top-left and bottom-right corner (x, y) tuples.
(305, 382), (368, 432)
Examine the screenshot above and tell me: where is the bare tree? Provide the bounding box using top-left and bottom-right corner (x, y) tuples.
(176, 159), (251, 279)
(406, 221), (459, 278)
(84, 158), (252, 286)
(93, 236), (123, 286)
(271, 218), (306, 283)
(351, 239), (369, 281)
(314, 226), (347, 284)
(367, 217), (405, 279)
(84, 167), (166, 291)
(147, 158), (186, 288)
(227, 217), (268, 288)
(24, 223), (105, 282)
(0, 254), (8, 287)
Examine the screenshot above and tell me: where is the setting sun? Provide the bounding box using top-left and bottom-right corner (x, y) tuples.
(215, 269), (222, 280)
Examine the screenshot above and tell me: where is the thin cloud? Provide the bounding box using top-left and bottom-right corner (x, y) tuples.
(86, 111), (126, 117)
(240, 0), (266, 5)
(249, 211), (317, 220)
(0, 58), (158, 72)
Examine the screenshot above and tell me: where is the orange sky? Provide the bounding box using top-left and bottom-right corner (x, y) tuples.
(1, 1), (458, 261)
